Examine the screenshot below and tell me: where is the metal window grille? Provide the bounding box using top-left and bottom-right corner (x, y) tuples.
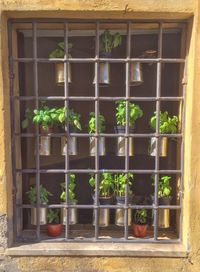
(8, 19), (186, 243)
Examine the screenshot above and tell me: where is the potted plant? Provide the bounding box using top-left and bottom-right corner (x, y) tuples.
(93, 30), (122, 86)
(149, 111), (178, 157)
(22, 104), (58, 155)
(113, 173), (134, 226)
(60, 174), (78, 225)
(152, 175), (172, 228)
(132, 209), (148, 238)
(49, 41), (73, 85)
(47, 209), (62, 237)
(26, 185), (52, 225)
(115, 100), (143, 156)
(88, 112), (106, 156)
(89, 173), (114, 227)
(55, 107), (82, 156)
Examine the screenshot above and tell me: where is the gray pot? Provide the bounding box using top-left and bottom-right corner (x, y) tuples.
(149, 137), (167, 157)
(129, 62), (143, 86)
(30, 207), (47, 225)
(55, 63), (72, 85)
(89, 136), (106, 156)
(61, 201), (77, 225)
(38, 136), (51, 156)
(117, 137), (134, 156)
(93, 62), (110, 86)
(115, 197), (132, 226)
(93, 208), (110, 227)
(61, 136), (77, 156)
(158, 209), (170, 228)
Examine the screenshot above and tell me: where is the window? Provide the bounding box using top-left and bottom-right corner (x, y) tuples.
(8, 19), (186, 243)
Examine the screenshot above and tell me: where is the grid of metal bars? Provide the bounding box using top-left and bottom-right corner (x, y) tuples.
(8, 19), (186, 243)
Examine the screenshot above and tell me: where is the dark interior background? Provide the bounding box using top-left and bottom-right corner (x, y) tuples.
(16, 27), (183, 229)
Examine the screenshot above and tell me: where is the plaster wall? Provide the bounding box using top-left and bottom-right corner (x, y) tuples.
(0, 0), (200, 271)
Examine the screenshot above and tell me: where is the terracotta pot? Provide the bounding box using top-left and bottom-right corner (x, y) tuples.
(47, 224), (62, 237)
(132, 224), (148, 238)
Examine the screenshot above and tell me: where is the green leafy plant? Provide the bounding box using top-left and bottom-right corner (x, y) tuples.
(100, 30), (122, 53)
(49, 42), (73, 58)
(88, 112), (105, 133)
(47, 209), (60, 224)
(134, 209), (147, 225)
(113, 173), (133, 197)
(60, 174), (76, 202)
(115, 101), (143, 127)
(89, 173), (114, 197)
(22, 104), (58, 130)
(55, 107), (82, 131)
(149, 111), (178, 134)
(152, 175), (172, 198)
(26, 185), (52, 204)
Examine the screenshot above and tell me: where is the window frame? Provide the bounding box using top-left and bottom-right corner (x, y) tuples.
(8, 18), (186, 245)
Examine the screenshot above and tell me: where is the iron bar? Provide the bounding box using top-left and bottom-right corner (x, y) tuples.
(124, 22), (131, 240)
(94, 21), (100, 241)
(14, 96), (184, 101)
(33, 22), (41, 241)
(19, 204), (181, 209)
(64, 22), (70, 240)
(15, 132), (183, 138)
(13, 57), (186, 63)
(16, 169), (182, 174)
(154, 22), (163, 241)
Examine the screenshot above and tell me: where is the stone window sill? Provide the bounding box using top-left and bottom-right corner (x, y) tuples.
(6, 242), (188, 257)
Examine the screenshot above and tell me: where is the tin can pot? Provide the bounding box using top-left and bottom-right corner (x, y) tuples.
(158, 209), (170, 228)
(129, 62), (143, 86)
(38, 136), (51, 156)
(115, 204), (132, 227)
(92, 196), (113, 227)
(149, 137), (167, 157)
(93, 208), (110, 227)
(89, 136), (106, 156)
(31, 207), (47, 225)
(117, 137), (134, 156)
(61, 136), (77, 156)
(93, 62), (110, 87)
(55, 63), (72, 85)
(61, 201), (78, 225)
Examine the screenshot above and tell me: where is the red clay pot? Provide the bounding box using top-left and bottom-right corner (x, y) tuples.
(132, 224), (148, 238)
(47, 224), (62, 237)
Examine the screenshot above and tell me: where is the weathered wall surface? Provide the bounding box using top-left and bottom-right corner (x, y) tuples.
(0, 0), (200, 271)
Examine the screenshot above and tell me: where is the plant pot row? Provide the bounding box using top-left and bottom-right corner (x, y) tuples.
(55, 62), (143, 87)
(38, 135), (168, 157)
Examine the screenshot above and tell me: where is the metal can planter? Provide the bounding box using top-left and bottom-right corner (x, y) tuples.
(39, 136), (51, 156)
(55, 63), (72, 85)
(149, 137), (167, 157)
(61, 201), (78, 225)
(93, 208), (110, 227)
(130, 62), (143, 86)
(117, 137), (134, 156)
(115, 204), (132, 227)
(89, 137), (106, 156)
(31, 207), (47, 225)
(93, 62), (110, 87)
(158, 209), (170, 228)
(61, 136), (77, 156)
